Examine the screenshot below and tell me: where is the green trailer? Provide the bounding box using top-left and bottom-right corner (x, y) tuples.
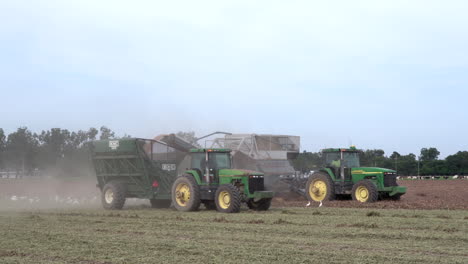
(90, 138), (179, 209)
(90, 138), (274, 213)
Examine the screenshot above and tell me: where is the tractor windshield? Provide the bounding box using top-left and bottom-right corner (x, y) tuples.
(324, 152), (341, 167)
(191, 153), (206, 170)
(209, 153), (231, 169)
(343, 152), (360, 167)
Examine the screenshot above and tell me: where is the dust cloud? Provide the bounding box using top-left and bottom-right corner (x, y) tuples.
(0, 176), (101, 211)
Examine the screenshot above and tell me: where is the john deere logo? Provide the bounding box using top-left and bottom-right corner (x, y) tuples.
(109, 140), (119, 150)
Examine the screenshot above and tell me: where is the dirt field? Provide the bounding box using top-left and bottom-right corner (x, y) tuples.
(273, 180), (468, 210)
(1, 178), (467, 263)
(0, 178), (467, 210)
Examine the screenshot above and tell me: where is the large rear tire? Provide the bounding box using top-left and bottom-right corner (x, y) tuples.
(150, 199), (172, 208)
(247, 198), (272, 211)
(171, 175), (201, 212)
(215, 184), (242, 213)
(351, 180), (378, 203)
(101, 181), (126, 210)
(305, 172), (335, 202)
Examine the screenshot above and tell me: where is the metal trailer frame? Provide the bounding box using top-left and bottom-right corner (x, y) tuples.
(90, 138), (178, 200)
(209, 134), (300, 177)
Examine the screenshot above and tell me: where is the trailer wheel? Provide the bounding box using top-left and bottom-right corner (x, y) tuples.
(247, 198), (272, 211)
(215, 184), (241, 213)
(306, 172), (335, 202)
(351, 180), (378, 203)
(101, 181), (126, 210)
(171, 175), (201, 212)
(150, 199), (172, 208)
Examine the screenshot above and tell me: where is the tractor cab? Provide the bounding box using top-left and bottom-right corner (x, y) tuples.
(322, 147), (360, 181)
(188, 148), (232, 183)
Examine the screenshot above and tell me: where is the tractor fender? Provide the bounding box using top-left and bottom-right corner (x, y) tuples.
(320, 168), (338, 181)
(182, 170), (203, 185)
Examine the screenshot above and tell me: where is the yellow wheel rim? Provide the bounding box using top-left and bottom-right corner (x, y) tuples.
(104, 189), (114, 204)
(309, 180), (327, 201)
(218, 191), (231, 209)
(175, 183), (191, 207)
(355, 186), (369, 202)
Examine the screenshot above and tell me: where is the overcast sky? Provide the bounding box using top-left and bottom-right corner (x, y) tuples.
(1, 0), (467, 157)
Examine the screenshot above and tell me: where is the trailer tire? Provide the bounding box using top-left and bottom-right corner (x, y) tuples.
(215, 184), (242, 213)
(150, 199), (172, 208)
(101, 181), (126, 210)
(247, 198), (272, 211)
(306, 172), (335, 202)
(172, 175), (201, 212)
(351, 180), (378, 203)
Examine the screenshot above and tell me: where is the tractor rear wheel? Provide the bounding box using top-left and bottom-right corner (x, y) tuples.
(150, 199), (172, 208)
(171, 175), (201, 212)
(101, 181), (126, 210)
(305, 172), (335, 202)
(215, 184), (242, 213)
(247, 198), (272, 211)
(351, 180), (378, 203)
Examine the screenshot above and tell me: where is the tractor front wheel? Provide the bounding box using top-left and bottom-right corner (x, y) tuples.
(247, 198), (272, 211)
(215, 184), (242, 213)
(171, 175), (201, 212)
(101, 181), (126, 210)
(305, 172), (335, 202)
(351, 180), (378, 203)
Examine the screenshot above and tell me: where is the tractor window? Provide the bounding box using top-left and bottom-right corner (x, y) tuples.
(343, 152), (360, 168)
(324, 152), (341, 167)
(190, 153), (206, 170)
(209, 153), (231, 169)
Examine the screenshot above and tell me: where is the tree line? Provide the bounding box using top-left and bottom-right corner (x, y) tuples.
(0, 126), (119, 178)
(1, 127), (467, 177)
(292, 148), (468, 176)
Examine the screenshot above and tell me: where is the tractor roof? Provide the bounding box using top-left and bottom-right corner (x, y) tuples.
(189, 148), (231, 153)
(322, 146), (359, 153)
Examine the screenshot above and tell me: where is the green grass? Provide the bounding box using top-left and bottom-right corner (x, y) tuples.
(0, 207), (467, 264)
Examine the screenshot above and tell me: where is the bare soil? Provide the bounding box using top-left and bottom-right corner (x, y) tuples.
(1, 178), (467, 210)
(272, 180), (468, 210)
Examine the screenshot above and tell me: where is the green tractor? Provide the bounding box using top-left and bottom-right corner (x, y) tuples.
(306, 147), (406, 203)
(89, 138), (273, 213)
(173, 148), (274, 213)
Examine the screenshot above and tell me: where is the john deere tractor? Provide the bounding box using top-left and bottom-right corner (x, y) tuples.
(89, 138), (273, 213)
(173, 148), (274, 213)
(306, 147), (406, 203)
